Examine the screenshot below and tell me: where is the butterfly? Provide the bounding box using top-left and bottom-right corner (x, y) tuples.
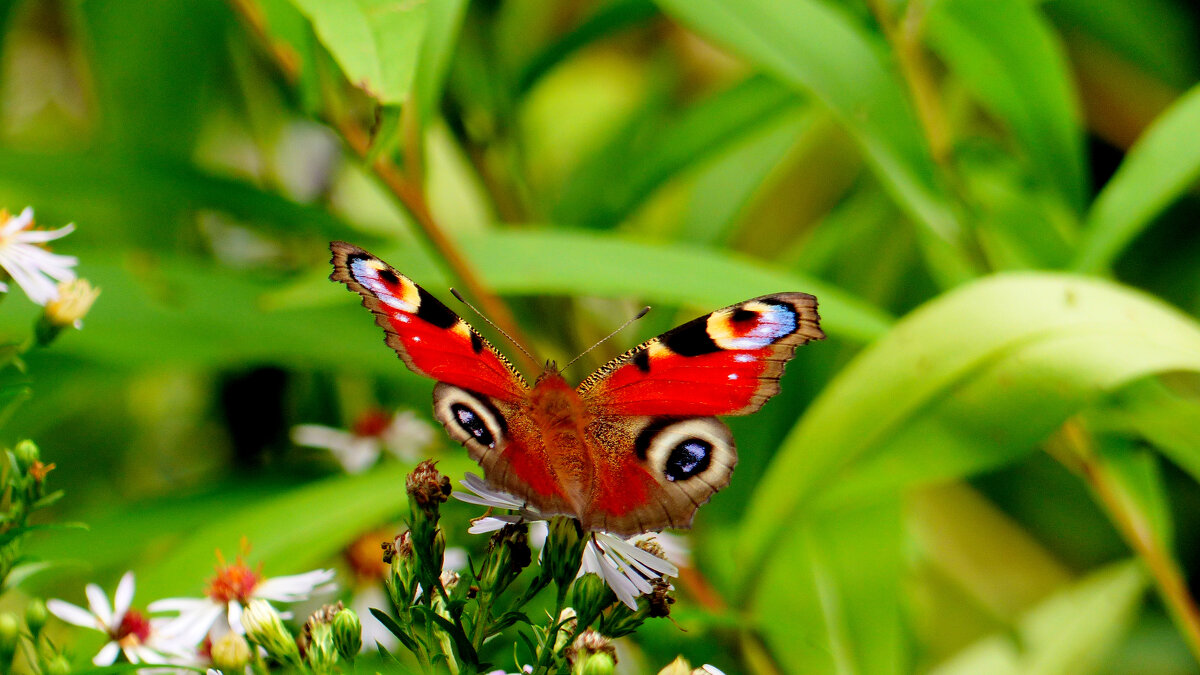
(330, 241), (824, 536)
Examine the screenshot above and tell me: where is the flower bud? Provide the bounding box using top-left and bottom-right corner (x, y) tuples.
(571, 573), (615, 629)
(305, 620), (337, 673)
(553, 607), (577, 654)
(332, 608), (363, 659)
(211, 632), (253, 672)
(544, 517), (586, 589)
(44, 279), (100, 330)
(24, 598), (47, 637)
(242, 599), (299, 663)
(566, 629), (616, 675)
(0, 613), (19, 663)
(479, 524), (530, 596)
(13, 440), (39, 473)
(657, 656), (691, 675)
(406, 460), (451, 511)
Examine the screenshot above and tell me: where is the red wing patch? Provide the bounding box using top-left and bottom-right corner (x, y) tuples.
(579, 293), (824, 416)
(330, 241), (527, 402)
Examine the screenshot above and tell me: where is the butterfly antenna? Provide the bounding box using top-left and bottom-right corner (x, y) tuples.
(449, 288), (538, 365)
(562, 306), (651, 372)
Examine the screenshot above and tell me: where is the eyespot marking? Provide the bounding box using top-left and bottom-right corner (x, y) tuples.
(665, 438), (712, 481)
(451, 403), (495, 448)
(706, 299), (798, 350)
(378, 268), (400, 285)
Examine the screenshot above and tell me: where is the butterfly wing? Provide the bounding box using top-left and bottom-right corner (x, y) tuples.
(578, 293), (824, 416)
(576, 293), (824, 534)
(330, 241), (528, 401)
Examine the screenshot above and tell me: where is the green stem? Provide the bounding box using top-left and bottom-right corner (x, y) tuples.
(531, 582), (570, 675)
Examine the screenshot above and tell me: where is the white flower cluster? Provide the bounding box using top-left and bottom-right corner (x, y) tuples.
(0, 207), (77, 306)
(454, 472), (684, 610)
(48, 563), (336, 669)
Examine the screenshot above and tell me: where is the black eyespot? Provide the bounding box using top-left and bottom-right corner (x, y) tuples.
(664, 438), (711, 481)
(731, 307), (758, 323)
(378, 268), (400, 285)
(451, 403), (495, 448)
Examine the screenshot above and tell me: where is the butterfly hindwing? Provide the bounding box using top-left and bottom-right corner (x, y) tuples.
(329, 241), (527, 402)
(578, 293), (824, 416)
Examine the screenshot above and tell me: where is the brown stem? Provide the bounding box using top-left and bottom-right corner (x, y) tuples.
(228, 0), (537, 375)
(1052, 419), (1200, 664)
(336, 119), (538, 374)
(867, 0), (952, 164)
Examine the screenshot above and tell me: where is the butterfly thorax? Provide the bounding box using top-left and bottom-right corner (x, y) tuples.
(529, 367), (592, 506)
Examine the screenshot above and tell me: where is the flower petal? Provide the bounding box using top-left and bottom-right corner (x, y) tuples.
(253, 568), (337, 602)
(93, 641), (120, 666)
(47, 599), (100, 629)
(85, 583), (114, 630)
(113, 571), (135, 626)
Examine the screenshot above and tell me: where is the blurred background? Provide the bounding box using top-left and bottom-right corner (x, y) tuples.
(1, 0), (1200, 672)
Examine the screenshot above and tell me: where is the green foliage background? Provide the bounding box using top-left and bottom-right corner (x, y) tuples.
(2, 0), (1200, 672)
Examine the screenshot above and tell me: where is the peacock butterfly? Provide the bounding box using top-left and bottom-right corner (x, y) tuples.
(330, 241), (825, 535)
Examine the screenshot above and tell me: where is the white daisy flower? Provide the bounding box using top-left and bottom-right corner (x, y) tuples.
(0, 207), (77, 305)
(453, 473), (549, 534)
(454, 473), (676, 610)
(581, 533), (678, 611)
(149, 554), (336, 648)
(47, 571), (187, 666)
(292, 409), (434, 473)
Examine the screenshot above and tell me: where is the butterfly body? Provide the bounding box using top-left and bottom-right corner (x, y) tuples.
(331, 241), (824, 535)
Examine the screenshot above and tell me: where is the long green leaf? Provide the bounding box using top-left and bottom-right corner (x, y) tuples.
(925, 0), (1085, 211)
(929, 561), (1146, 675)
(553, 75), (803, 229)
(654, 0), (976, 285)
(1073, 83), (1200, 272)
(737, 273), (1200, 600)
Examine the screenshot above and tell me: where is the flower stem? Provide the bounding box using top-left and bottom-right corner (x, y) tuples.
(1050, 419), (1200, 663)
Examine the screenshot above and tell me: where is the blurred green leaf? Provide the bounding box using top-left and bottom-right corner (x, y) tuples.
(925, 0), (1086, 211)
(414, 0), (469, 125)
(929, 561), (1146, 675)
(654, 0), (977, 285)
(739, 273), (1200, 599)
(1097, 376), (1200, 486)
(135, 458), (466, 600)
(1073, 83), (1200, 272)
(286, 0), (429, 105)
(553, 75), (803, 229)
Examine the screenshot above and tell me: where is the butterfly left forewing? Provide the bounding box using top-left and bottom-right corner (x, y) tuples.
(578, 293), (824, 416)
(330, 241), (528, 401)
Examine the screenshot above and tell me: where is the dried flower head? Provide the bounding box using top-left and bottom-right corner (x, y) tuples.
(406, 459), (451, 508)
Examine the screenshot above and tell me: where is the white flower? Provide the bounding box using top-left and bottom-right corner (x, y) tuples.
(453, 473), (548, 533)
(292, 409), (434, 473)
(0, 207), (77, 305)
(581, 533), (678, 611)
(150, 555), (336, 648)
(454, 473), (677, 610)
(47, 572), (188, 666)
(700, 666), (727, 675)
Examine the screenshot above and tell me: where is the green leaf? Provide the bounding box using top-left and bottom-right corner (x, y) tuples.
(928, 561), (1146, 675)
(1098, 376), (1200, 484)
(553, 75), (803, 229)
(414, 0), (470, 124)
(925, 0), (1086, 211)
(737, 273), (1200, 600)
(654, 0), (976, 285)
(756, 498), (906, 674)
(286, 0), (429, 105)
(1073, 83), (1200, 272)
